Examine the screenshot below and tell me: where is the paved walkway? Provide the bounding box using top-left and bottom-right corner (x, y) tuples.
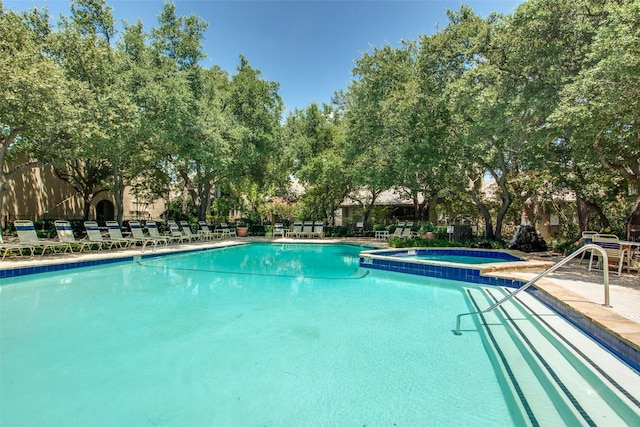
(2, 237), (639, 351)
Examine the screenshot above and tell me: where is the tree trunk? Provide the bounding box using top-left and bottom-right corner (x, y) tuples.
(494, 200), (512, 241)
(427, 194), (438, 224)
(83, 191), (93, 221)
(468, 189), (494, 239)
(628, 194), (640, 240)
(181, 185), (189, 214)
(576, 197), (588, 232)
(113, 171), (125, 225)
(0, 177), (7, 230)
(585, 200), (609, 229)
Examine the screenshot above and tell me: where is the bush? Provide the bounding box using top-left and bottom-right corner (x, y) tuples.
(547, 237), (579, 255)
(325, 226), (348, 237)
(248, 224), (266, 236)
(390, 237), (464, 248)
(468, 239), (508, 249)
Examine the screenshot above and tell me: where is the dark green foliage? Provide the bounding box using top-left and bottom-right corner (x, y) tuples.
(547, 237), (579, 255)
(390, 237), (464, 248)
(324, 226), (348, 237)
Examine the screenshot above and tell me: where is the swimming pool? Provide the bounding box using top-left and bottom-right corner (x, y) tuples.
(1, 243), (638, 425)
(371, 248), (523, 264)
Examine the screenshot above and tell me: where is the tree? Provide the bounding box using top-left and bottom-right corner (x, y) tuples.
(436, 7), (520, 240)
(344, 45), (410, 223)
(285, 102), (352, 222)
(49, 0), (119, 221)
(0, 8), (77, 227)
(226, 56), (284, 219)
(551, 0), (640, 233)
(148, 2), (215, 221)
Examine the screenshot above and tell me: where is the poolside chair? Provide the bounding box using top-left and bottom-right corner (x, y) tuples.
(578, 231), (598, 264)
(105, 221), (140, 248)
(272, 223), (286, 238)
(400, 222), (418, 239)
(55, 220), (97, 252)
(198, 221), (215, 240)
(1, 233), (34, 260)
(15, 220), (71, 256)
(148, 221), (177, 245)
(589, 234), (629, 276)
(390, 223), (405, 239)
(300, 221), (313, 238)
(311, 221), (324, 238)
(167, 220), (193, 243)
(84, 221), (123, 250)
(288, 221), (303, 238)
(179, 220), (200, 241)
(213, 223), (231, 239)
(129, 220), (165, 252)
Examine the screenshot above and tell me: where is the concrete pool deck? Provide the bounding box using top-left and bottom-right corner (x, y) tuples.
(2, 236), (639, 356)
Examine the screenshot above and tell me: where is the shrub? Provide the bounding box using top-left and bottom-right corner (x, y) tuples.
(547, 237), (579, 255)
(468, 239), (508, 249)
(248, 224), (266, 236)
(325, 226), (348, 237)
(390, 237), (464, 248)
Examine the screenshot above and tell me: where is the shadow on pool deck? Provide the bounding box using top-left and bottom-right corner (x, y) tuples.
(2, 237), (639, 353)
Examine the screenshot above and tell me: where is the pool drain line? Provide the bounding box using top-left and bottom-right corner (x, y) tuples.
(135, 260), (370, 280)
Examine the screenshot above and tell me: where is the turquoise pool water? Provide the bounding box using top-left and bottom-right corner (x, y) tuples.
(1, 243), (515, 425)
(378, 248), (522, 265)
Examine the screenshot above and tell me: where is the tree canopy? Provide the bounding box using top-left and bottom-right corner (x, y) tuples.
(2, 0), (638, 238)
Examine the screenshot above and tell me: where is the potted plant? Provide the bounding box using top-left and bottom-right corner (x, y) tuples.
(235, 221), (249, 237)
(420, 222), (436, 239)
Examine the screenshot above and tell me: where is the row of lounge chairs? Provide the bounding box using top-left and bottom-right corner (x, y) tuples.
(0, 220), (242, 260)
(274, 221), (324, 238)
(390, 222), (419, 239)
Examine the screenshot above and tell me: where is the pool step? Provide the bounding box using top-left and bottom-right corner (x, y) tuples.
(466, 287), (640, 427)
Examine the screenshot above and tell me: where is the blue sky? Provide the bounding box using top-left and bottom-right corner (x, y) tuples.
(6, 0), (523, 114)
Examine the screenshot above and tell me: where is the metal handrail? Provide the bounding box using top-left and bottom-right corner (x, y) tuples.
(454, 244), (610, 335)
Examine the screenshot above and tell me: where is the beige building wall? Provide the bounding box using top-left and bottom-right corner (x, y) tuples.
(3, 163), (165, 224)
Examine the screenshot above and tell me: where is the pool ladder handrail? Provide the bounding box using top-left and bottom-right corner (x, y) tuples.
(454, 244), (610, 335)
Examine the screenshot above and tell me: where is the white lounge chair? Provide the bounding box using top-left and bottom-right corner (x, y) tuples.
(301, 221), (314, 238)
(214, 223), (236, 239)
(179, 220), (200, 241)
(390, 223), (405, 239)
(129, 220), (165, 252)
(589, 234), (629, 276)
(288, 221), (303, 238)
(400, 222), (418, 239)
(15, 220), (71, 256)
(147, 221), (176, 245)
(55, 220), (97, 252)
(1, 233), (34, 260)
(198, 221), (215, 240)
(272, 223), (285, 238)
(105, 221), (139, 248)
(311, 221), (324, 238)
(166, 220), (195, 243)
(84, 221), (123, 250)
